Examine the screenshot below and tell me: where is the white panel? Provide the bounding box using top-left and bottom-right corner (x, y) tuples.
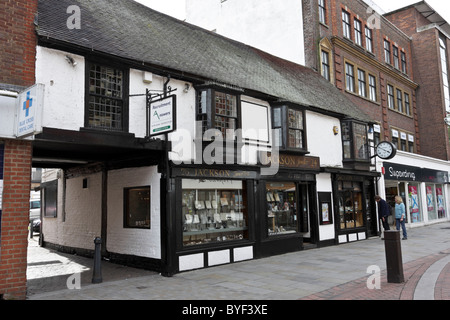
(233, 246), (253, 262)
(338, 235), (347, 243)
(241, 101), (269, 142)
(208, 249), (230, 266)
(358, 232), (366, 240)
(348, 233), (358, 242)
(179, 253), (204, 271)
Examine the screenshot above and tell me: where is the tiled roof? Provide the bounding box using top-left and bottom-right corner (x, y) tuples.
(36, 0), (371, 122)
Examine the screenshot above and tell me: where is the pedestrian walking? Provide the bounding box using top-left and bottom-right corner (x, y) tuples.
(394, 195), (408, 240)
(375, 195), (390, 237)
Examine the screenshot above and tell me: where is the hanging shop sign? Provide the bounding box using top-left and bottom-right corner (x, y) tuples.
(16, 84), (45, 138)
(149, 95), (176, 136)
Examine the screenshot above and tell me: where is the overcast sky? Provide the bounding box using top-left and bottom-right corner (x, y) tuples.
(134, 0), (450, 27)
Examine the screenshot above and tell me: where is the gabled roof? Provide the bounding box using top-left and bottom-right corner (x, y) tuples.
(36, 0), (371, 122)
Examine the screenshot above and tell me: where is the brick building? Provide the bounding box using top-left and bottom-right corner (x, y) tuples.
(0, 0), (37, 299)
(384, 1), (450, 161)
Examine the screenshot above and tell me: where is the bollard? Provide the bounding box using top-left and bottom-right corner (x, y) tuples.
(29, 219), (33, 239)
(384, 230), (404, 283)
(92, 237), (103, 284)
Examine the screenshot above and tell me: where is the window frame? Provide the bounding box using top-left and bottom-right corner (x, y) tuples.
(271, 104), (308, 153)
(387, 84), (395, 109)
(396, 88), (403, 113)
(123, 186), (151, 229)
(85, 59), (129, 132)
(365, 26), (373, 53)
(342, 10), (351, 39)
(321, 49), (331, 81)
(196, 87), (242, 140)
(354, 18), (362, 46)
(401, 51), (407, 73)
(345, 62), (355, 93)
(393, 46), (400, 69)
(344, 59), (378, 102)
(404, 92), (411, 116)
(358, 69), (367, 98)
(369, 74), (377, 102)
(318, 0), (327, 25)
(341, 120), (369, 162)
(384, 40), (391, 64)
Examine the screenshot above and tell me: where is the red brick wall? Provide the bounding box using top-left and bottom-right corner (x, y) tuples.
(0, 0), (37, 300)
(0, 140), (32, 300)
(0, 0), (37, 87)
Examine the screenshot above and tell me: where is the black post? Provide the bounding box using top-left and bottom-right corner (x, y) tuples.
(384, 230), (404, 283)
(92, 237), (103, 284)
(29, 219), (33, 239)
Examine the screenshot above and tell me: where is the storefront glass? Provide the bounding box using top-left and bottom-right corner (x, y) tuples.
(181, 179), (248, 246)
(427, 184), (447, 220)
(266, 182), (298, 236)
(436, 185), (447, 219)
(337, 181), (365, 230)
(408, 183), (422, 223)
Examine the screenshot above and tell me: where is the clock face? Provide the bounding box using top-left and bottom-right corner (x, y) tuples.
(376, 142), (396, 160)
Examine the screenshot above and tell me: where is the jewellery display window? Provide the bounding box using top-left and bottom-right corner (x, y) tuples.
(266, 182), (298, 236)
(182, 179), (248, 247)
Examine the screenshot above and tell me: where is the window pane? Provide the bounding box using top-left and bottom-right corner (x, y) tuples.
(124, 187), (150, 229)
(354, 19), (362, 46)
(88, 64), (124, 131)
(353, 123), (368, 160)
(89, 96), (123, 130)
(358, 69), (366, 97)
(182, 180), (248, 246)
(345, 63), (355, 92)
(266, 182), (298, 235)
(365, 27), (373, 52)
(369, 75), (377, 101)
(342, 11), (351, 39)
(215, 92), (237, 117)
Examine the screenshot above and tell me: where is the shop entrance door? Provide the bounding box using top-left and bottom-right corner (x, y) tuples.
(298, 183), (318, 244)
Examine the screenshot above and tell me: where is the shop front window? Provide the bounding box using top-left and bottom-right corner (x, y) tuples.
(338, 181), (365, 230)
(266, 182), (298, 236)
(436, 185), (447, 219)
(408, 184), (422, 223)
(181, 179), (248, 246)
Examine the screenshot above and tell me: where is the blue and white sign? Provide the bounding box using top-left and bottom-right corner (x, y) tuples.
(16, 84), (44, 138)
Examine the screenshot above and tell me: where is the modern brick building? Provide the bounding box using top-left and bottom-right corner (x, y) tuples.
(0, 0), (37, 300)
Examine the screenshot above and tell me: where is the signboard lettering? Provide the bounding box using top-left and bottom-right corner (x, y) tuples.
(16, 84), (44, 138)
(149, 95), (176, 136)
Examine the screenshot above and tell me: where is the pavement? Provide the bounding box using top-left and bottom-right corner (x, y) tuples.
(26, 221), (450, 301)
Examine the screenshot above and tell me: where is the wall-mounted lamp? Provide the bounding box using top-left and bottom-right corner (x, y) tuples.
(184, 83), (190, 93)
(333, 126), (339, 135)
(65, 55), (77, 67)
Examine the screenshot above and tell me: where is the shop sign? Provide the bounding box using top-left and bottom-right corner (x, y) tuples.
(16, 84), (44, 138)
(173, 167), (258, 179)
(383, 163), (419, 181)
(259, 152), (320, 171)
(149, 95), (176, 136)
(421, 169), (449, 184)
(383, 162), (449, 183)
